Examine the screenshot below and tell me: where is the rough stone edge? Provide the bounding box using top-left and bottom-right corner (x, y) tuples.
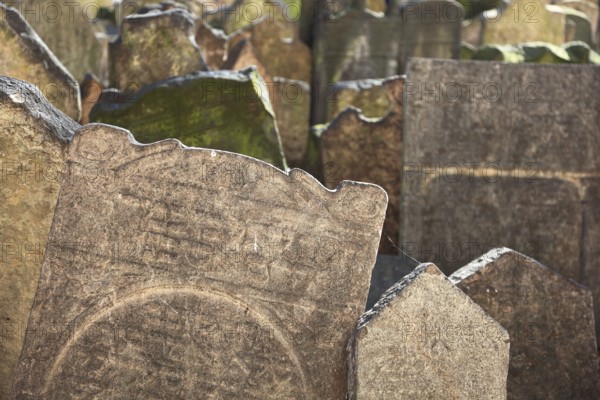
(73, 122), (389, 203)
(0, 76), (80, 143)
(448, 247), (593, 294)
(347, 262), (509, 399)
(1, 3), (82, 120)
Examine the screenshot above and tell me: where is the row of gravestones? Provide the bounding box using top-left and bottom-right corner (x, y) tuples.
(1, 77), (599, 399)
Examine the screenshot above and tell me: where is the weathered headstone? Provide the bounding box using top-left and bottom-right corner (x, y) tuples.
(0, 76), (80, 399)
(109, 8), (207, 91)
(324, 77), (396, 123)
(195, 20), (229, 69)
(222, 38), (273, 84)
(228, 15), (311, 82)
(450, 248), (600, 399)
(546, 4), (593, 45)
(482, 0), (564, 45)
(11, 123), (388, 399)
(582, 179), (600, 337)
(0, 4), (81, 120)
(366, 254), (416, 309)
(3, 0), (103, 81)
(320, 76), (403, 254)
(397, 0), (464, 72)
(348, 263), (510, 399)
(558, 0), (598, 42)
(402, 58), (600, 279)
(90, 68), (287, 169)
(271, 78), (311, 167)
(312, 0), (399, 123)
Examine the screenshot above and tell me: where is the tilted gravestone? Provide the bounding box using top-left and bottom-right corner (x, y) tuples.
(450, 248), (600, 399)
(0, 4), (81, 121)
(3, 0), (103, 81)
(228, 15), (311, 83)
(348, 263), (510, 399)
(0, 76), (80, 399)
(396, 0), (463, 72)
(319, 76), (403, 254)
(90, 68), (287, 170)
(11, 123), (388, 399)
(402, 58), (600, 277)
(312, 0), (399, 123)
(110, 8), (207, 91)
(195, 20), (229, 69)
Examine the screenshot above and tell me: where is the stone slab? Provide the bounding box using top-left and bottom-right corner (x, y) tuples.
(348, 263), (509, 399)
(0, 76), (79, 399)
(11, 123), (388, 399)
(450, 248), (600, 399)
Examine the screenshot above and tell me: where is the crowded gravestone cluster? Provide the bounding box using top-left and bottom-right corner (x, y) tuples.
(0, 0), (599, 398)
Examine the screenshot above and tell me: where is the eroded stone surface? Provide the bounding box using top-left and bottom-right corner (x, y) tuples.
(11, 123), (387, 399)
(320, 76), (403, 253)
(3, 0), (103, 81)
(324, 78), (396, 123)
(0, 4), (81, 120)
(366, 254), (416, 309)
(110, 8), (207, 91)
(90, 68), (287, 169)
(582, 178), (600, 339)
(0, 76), (80, 399)
(450, 248), (600, 399)
(348, 263), (509, 399)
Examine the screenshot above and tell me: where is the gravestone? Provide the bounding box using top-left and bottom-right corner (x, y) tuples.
(3, 0), (103, 81)
(90, 68), (287, 170)
(222, 38), (273, 85)
(0, 4), (81, 121)
(558, 0), (598, 42)
(11, 123), (388, 399)
(0, 77), (80, 399)
(397, 0), (464, 72)
(366, 254), (416, 309)
(271, 78), (311, 167)
(348, 263), (510, 399)
(320, 76), (403, 254)
(195, 20), (229, 69)
(312, 0), (399, 123)
(546, 4), (593, 45)
(402, 58), (600, 278)
(450, 248), (600, 399)
(228, 15), (311, 82)
(324, 77), (396, 123)
(110, 8), (207, 91)
(482, 0), (564, 45)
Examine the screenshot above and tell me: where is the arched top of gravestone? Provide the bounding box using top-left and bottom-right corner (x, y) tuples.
(0, 4), (81, 121)
(0, 76), (80, 143)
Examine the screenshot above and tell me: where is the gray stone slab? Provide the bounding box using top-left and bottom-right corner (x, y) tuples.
(0, 76), (79, 399)
(349, 263), (509, 399)
(450, 248), (600, 399)
(404, 59), (600, 174)
(11, 123), (388, 399)
(366, 254), (416, 310)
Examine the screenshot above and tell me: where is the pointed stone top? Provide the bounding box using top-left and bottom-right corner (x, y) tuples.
(0, 76), (80, 143)
(449, 247), (590, 292)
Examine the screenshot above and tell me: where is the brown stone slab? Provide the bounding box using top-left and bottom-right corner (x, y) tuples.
(0, 76), (80, 399)
(11, 123), (387, 399)
(195, 20), (229, 69)
(319, 76), (403, 254)
(0, 4), (81, 121)
(349, 263), (510, 399)
(110, 8), (207, 91)
(79, 73), (104, 125)
(450, 248), (600, 399)
(2, 0), (103, 81)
